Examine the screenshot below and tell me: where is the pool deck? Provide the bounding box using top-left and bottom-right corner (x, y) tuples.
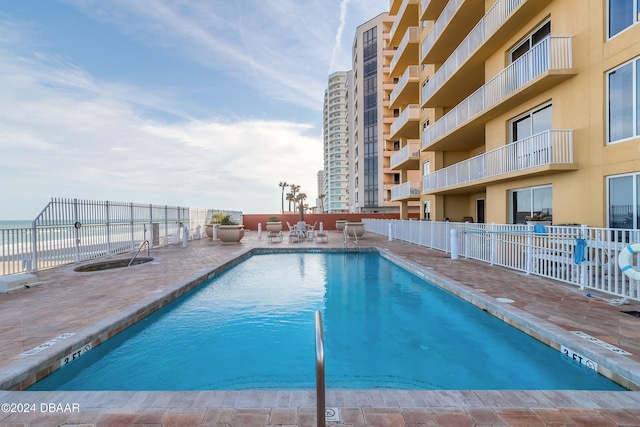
(1, 230), (640, 426)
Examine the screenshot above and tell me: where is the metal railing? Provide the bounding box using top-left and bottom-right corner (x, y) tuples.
(422, 0), (527, 104)
(315, 310), (325, 427)
(363, 219), (640, 302)
(422, 36), (573, 150)
(421, 0), (464, 61)
(1, 198), (240, 276)
(423, 130), (574, 192)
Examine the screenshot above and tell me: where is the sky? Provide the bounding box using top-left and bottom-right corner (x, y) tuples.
(0, 0), (388, 220)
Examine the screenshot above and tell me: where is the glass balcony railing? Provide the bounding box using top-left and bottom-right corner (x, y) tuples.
(422, 130), (573, 192)
(391, 104), (421, 138)
(390, 0), (419, 42)
(391, 180), (422, 199)
(390, 142), (421, 169)
(390, 27), (420, 74)
(422, 36), (573, 150)
(390, 65), (420, 106)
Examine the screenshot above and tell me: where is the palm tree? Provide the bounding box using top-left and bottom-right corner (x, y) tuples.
(278, 181), (288, 214)
(286, 193), (295, 213)
(318, 193), (325, 213)
(295, 193), (307, 221)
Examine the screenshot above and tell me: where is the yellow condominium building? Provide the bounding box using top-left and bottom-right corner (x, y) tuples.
(389, 0), (640, 229)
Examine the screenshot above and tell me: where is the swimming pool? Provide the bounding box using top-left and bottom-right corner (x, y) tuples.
(29, 252), (625, 391)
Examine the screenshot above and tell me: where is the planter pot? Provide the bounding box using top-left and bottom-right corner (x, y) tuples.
(344, 222), (365, 237)
(266, 222), (282, 233)
(205, 224), (216, 239)
(335, 220), (347, 231)
(217, 225), (245, 243)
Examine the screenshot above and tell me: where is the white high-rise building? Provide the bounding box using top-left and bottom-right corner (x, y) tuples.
(322, 71), (351, 213)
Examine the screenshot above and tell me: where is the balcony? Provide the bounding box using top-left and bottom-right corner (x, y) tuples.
(390, 0), (402, 16)
(421, 0), (447, 20)
(422, 130), (575, 194)
(391, 104), (421, 139)
(389, 0), (419, 46)
(389, 27), (420, 77)
(422, 36), (574, 152)
(421, 0), (484, 64)
(390, 142), (421, 170)
(390, 65), (420, 108)
(422, 0), (552, 108)
(391, 180), (422, 200)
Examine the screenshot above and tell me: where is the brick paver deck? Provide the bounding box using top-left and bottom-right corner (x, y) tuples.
(1, 230), (639, 426)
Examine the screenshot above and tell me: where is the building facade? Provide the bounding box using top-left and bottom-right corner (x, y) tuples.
(349, 13), (406, 214)
(387, 0), (640, 229)
(322, 71), (351, 213)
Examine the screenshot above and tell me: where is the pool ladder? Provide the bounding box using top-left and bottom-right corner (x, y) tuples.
(315, 311), (325, 427)
(343, 225), (358, 247)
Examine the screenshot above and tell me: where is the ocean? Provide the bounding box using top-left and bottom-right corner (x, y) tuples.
(0, 220), (32, 230)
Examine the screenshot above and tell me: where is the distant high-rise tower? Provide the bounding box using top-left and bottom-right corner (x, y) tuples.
(322, 71), (350, 213)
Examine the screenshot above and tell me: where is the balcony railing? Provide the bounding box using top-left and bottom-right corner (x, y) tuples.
(389, 0), (419, 42)
(422, 129), (574, 192)
(423, 0), (526, 105)
(390, 65), (420, 107)
(390, 27), (420, 74)
(391, 104), (421, 138)
(391, 180), (422, 199)
(422, 36), (573, 150)
(421, 0), (464, 62)
(390, 142), (421, 169)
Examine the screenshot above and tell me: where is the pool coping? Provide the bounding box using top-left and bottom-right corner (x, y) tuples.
(1, 246), (639, 392)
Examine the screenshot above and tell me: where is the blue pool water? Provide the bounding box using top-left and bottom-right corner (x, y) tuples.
(30, 252), (625, 391)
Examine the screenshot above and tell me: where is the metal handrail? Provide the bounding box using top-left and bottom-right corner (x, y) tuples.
(128, 240), (149, 267)
(315, 310), (325, 427)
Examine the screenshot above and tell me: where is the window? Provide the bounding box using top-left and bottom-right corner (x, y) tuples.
(608, 173), (640, 229)
(608, 0), (640, 38)
(510, 21), (551, 63)
(510, 104), (552, 142)
(510, 185), (552, 224)
(423, 160), (430, 175)
(607, 59), (640, 143)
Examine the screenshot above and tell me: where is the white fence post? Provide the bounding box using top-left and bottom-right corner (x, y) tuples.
(388, 222), (393, 241)
(450, 229), (458, 259)
(490, 222), (496, 265)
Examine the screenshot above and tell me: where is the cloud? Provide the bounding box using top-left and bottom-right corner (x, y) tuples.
(328, 0), (353, 73)
(62, 0), (336, 112)
(0, 17), (322, 218)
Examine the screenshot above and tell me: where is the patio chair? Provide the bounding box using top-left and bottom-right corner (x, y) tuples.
(315, 230), (328, 243)
(306, 221), (318, 240)
(267, 231), (283, 243)
(286, 222), (302, 243)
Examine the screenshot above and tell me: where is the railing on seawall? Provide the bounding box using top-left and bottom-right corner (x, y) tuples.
(363, 218), (640, 302)
(0, 197), (240, 277)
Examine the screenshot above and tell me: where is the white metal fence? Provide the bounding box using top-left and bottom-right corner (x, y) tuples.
(0, 198), (241, 276)
(364, 219), (640, 302)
